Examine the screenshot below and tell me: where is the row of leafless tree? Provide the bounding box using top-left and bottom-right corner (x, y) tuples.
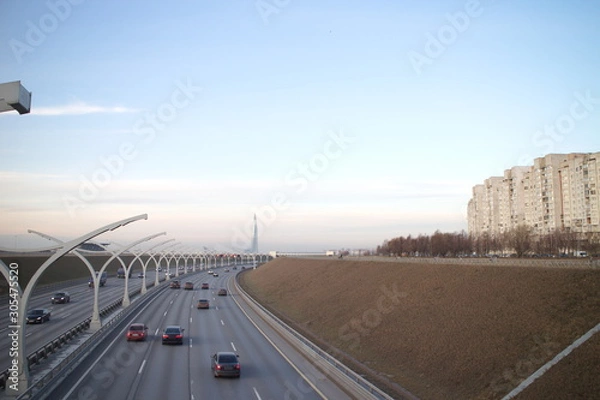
(376, 226), (600, 258)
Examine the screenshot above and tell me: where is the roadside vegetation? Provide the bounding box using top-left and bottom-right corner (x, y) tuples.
(377, 225), (600, 258)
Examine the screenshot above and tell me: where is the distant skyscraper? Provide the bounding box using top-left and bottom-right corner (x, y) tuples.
(251, 214), (258, 253)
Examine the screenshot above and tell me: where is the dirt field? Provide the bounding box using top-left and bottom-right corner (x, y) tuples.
(239, 257), (600, 400)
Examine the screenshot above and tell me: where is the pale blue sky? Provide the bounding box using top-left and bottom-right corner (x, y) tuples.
(1, 0), (599, 252)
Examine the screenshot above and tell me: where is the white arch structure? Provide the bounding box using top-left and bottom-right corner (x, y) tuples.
(27, 230), (166, 322)
(137, 238), (175, 293)
(0, 214), (147, 394)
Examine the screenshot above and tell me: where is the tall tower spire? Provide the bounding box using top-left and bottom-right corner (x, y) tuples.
(251, 214), (258, 253)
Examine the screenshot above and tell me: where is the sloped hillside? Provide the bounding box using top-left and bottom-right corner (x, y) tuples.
(239, 257), (600, 400)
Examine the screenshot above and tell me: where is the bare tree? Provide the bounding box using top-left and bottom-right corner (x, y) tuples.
(509, 224), (534, 257)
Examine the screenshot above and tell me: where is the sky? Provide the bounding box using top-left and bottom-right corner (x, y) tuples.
(1, 0), (599, 253)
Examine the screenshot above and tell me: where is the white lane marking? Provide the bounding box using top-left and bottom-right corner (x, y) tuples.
(231, 281), (328, 400)
(190, 317), (193, 323)
(155, 328), (160, 335)
(231, 342), (237, 352)
(163, 311), (168, 316)
(190, 338), (193, 348)
(220, 320), (224, 326)
(61, 313), (72, 319)
(253, 387), (262, 400)
(138, 360), (146, 375)
(502, 321), (600, 399)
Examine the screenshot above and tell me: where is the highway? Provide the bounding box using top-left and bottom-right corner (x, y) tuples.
(0, 269), (165, 375)
(35, 267), (354, 400)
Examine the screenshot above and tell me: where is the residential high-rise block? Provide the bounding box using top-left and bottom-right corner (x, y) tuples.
(467, 152), (600, 238)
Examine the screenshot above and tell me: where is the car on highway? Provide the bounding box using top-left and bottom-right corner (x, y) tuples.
(218, 288), (227, 296)
(162, 326), (184, 345)
(51, 291), (70, 304)
(224, 268), (230, 272)
(201, 283), (209, 290)
(197, 299), (210, 309)
(184, 282), (194, 290)
(89, 271), (107, 288)
(213, 272), (219, 277)
(208, 270), (213, 274)
(211, 352), (241, 377)
(126, 323), (148, 341)
(138, 272), (144, 278)
(169, 280), (180, 289)
(26, 309), (51, 324)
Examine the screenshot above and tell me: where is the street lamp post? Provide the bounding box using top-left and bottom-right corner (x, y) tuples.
(0, 214), (147, 394)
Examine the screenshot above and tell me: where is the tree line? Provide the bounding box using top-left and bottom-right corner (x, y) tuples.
(376, 225), (600, 258)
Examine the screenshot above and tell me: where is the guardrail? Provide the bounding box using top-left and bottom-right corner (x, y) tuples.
(15, 280), (171, 400)
(234, 271), (400, 400)
(0, 276), (166, 392)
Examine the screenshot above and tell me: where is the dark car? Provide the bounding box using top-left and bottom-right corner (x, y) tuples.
(89, 271), (107, 288)
(197, 299), (210, 309)
(218, 288), (227, 296)
(169, 280), (180, 289)
(184, 282), (194, 290)
(26, 309), (51, 324)
(162, 326), (184, 345)
(126, 323), (148, 341)
(51, 292), (70, 304)
(201, 283), (209, 290)
(211, 352), (240, 377)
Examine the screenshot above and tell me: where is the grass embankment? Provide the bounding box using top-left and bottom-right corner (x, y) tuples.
(239, 257), (600, 400)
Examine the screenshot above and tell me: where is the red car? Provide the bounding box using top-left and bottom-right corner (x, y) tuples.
(201, 283), (209, 290)
(197, 299), (210, 309)
(126, 323), (148, 341)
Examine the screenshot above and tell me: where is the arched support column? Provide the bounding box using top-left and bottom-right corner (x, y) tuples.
(1, 214), (147, 394)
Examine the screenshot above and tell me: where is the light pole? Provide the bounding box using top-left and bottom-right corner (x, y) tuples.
(0, 214), (147, 394)
(115, 232), (166, 308)
(137, 238), (175, 293)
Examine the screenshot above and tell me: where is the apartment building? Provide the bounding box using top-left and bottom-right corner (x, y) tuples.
(468, 152), (600, 238)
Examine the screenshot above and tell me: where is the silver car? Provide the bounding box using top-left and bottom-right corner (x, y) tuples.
(211, 352), (240, 378)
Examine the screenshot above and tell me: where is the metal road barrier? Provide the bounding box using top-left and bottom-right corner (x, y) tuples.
(14, 281), (170, 400)
(234, 271), (402, 400)
(0, 276), (166, 392)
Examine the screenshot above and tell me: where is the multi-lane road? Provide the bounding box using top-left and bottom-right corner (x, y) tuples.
(4, 267), (360, 400)
(0, 270), (161, 374)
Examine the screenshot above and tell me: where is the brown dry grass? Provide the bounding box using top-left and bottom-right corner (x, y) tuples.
(239, 257), (600, 400)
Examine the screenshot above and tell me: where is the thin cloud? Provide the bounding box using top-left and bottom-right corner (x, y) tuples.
(32, 101), (140, 116)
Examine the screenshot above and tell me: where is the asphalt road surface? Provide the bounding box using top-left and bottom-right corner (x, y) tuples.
(42, 268), (350, 400)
